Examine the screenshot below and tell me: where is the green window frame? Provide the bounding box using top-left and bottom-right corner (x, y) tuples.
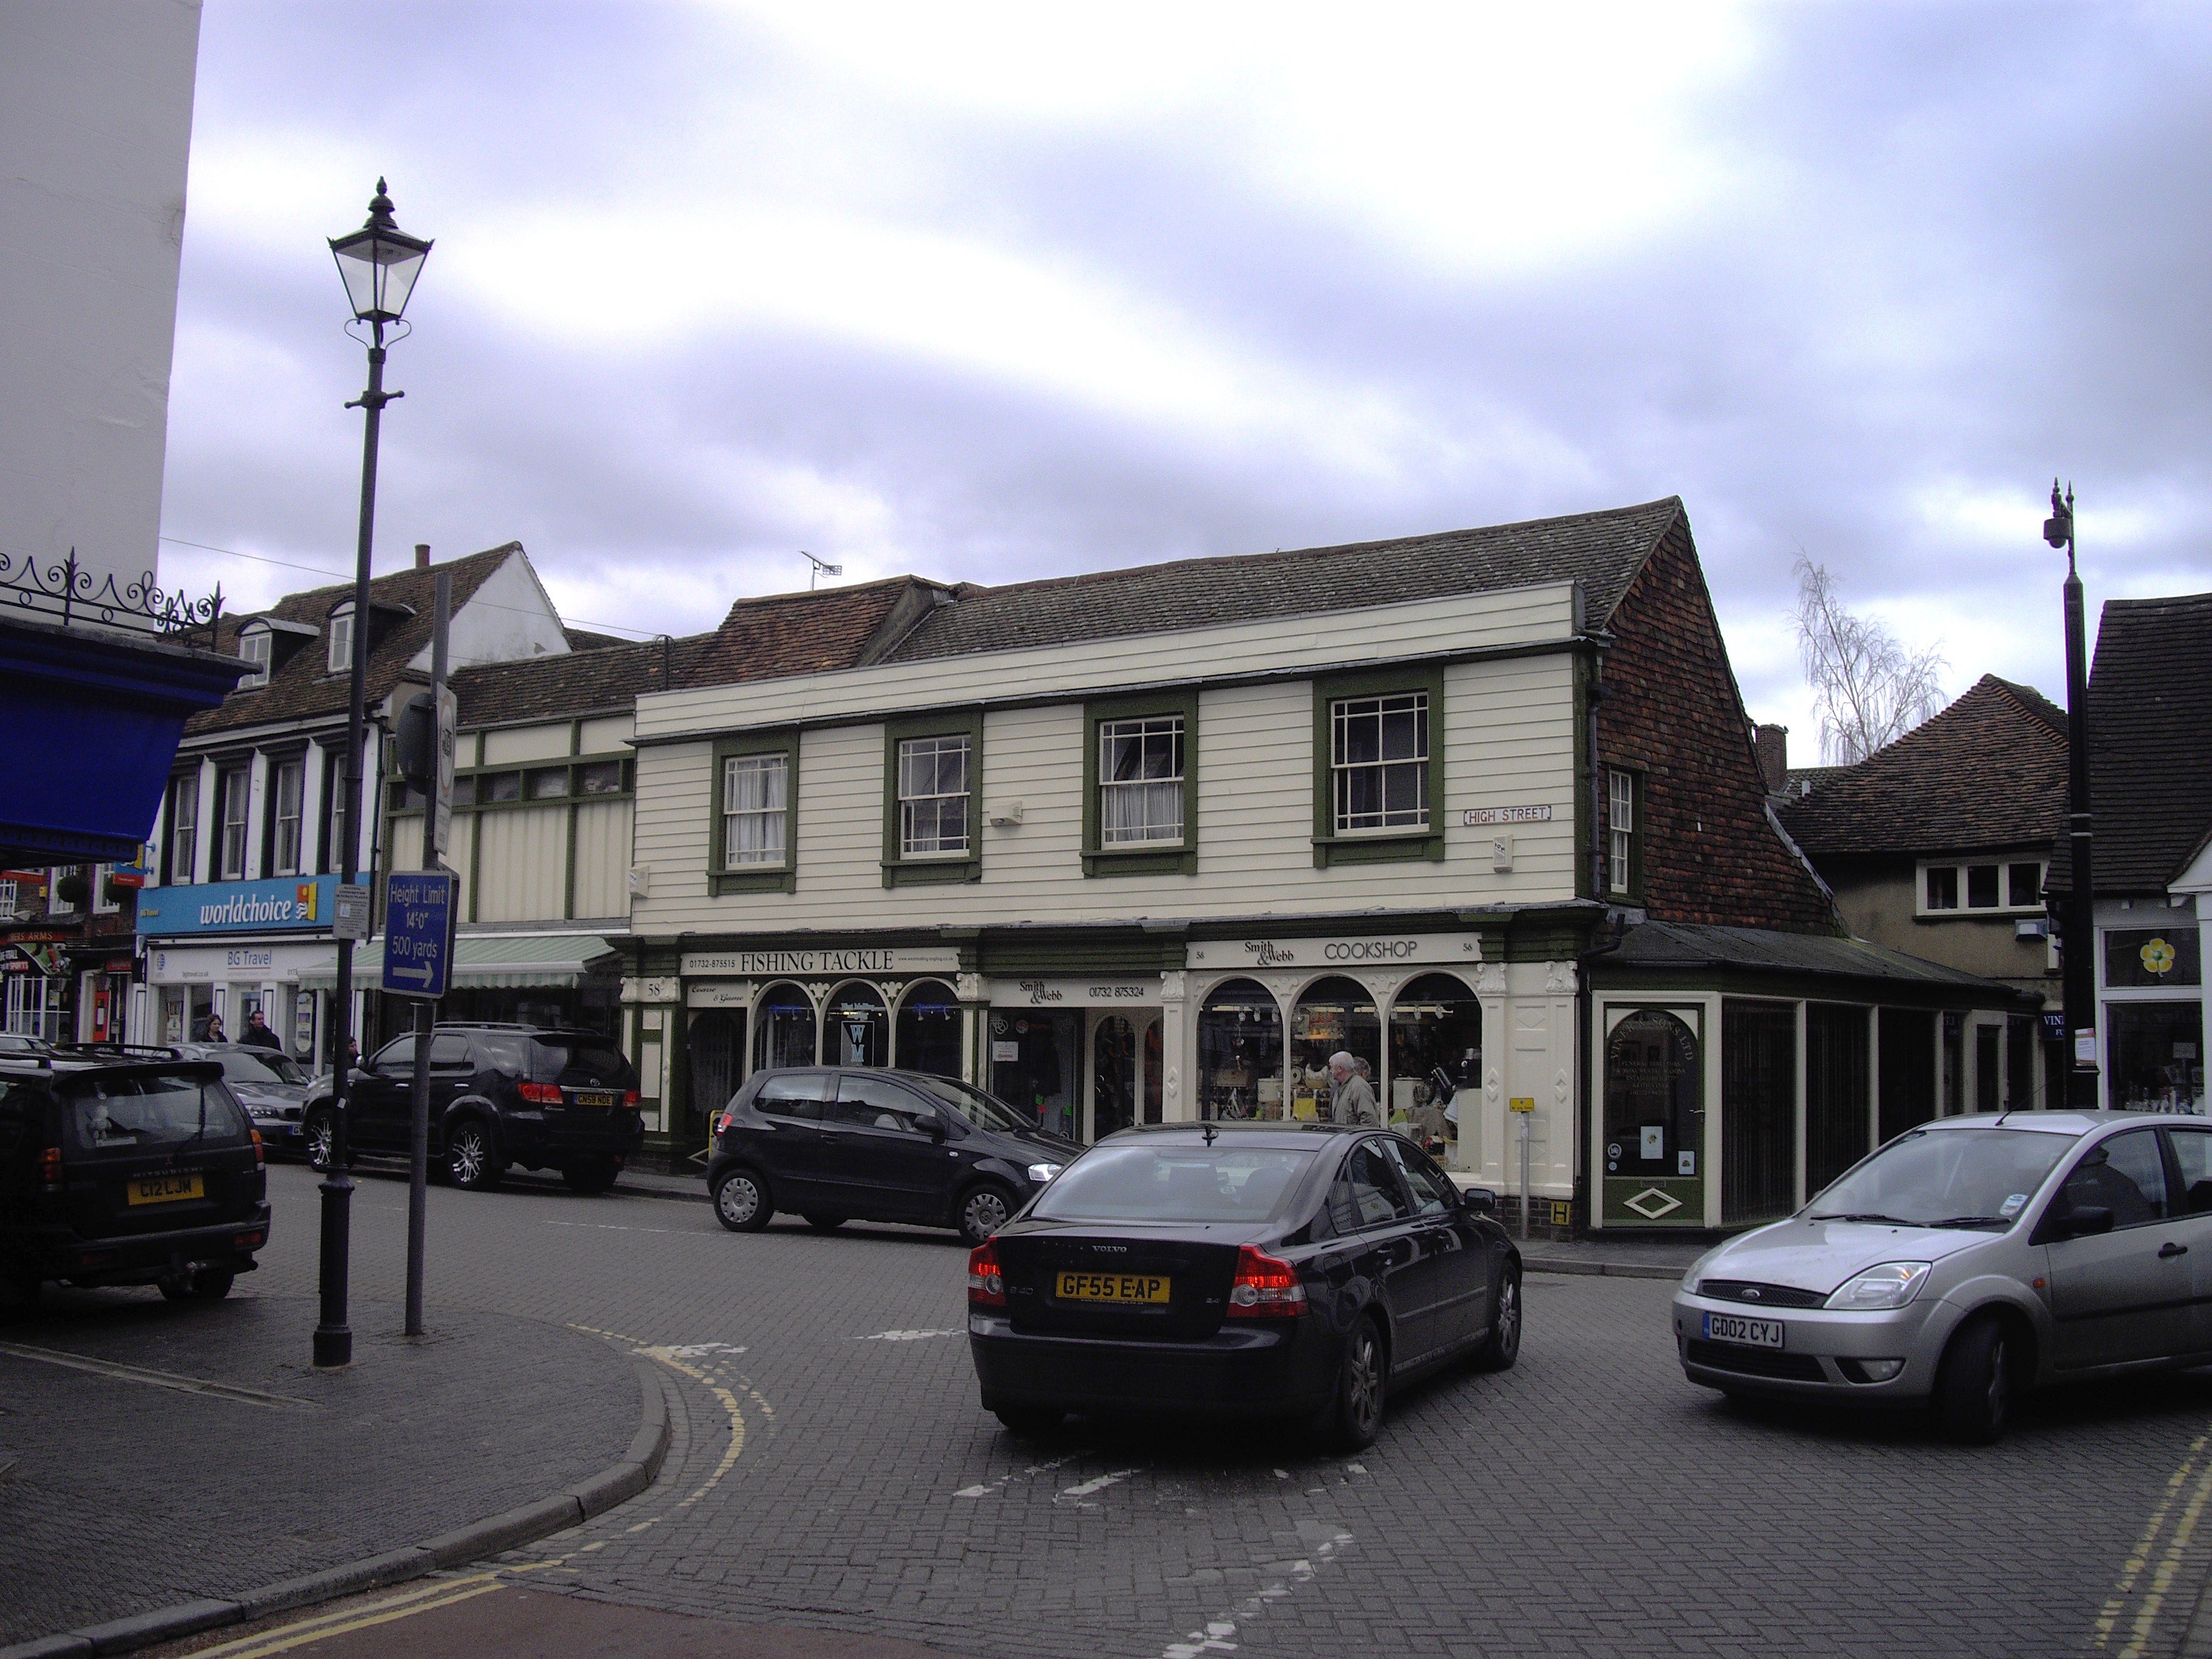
(1082, 690), (1198, 877)
(1607, 766), (1644, 899)
(882, 709), (983, 888)
(709, 731), (799, 895)
(1311, 665), (1445, 867)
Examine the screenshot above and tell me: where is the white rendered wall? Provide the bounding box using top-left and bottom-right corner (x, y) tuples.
(0, 2), (201, 603)
(432, 552), (571, 670)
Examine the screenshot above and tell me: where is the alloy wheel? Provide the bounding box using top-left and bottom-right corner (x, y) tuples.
(305, 1113), (333, 1171)
(448, 1123), (493, 1188)
(1346, 1326), (1383, 1437)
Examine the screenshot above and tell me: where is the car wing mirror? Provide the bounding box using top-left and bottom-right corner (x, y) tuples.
(1461, 1186), (1497, 1215)
(2059, 1204), (2114, 1239)
(910, 1109), (944, 1138)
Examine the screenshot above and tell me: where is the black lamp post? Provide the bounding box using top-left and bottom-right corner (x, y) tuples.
(2045, 478), (2100, 1109)
(315, 181), (432, 1369)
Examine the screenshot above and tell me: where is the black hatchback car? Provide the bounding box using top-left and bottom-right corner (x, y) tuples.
(0, 1057), (269, 1303)
(306, 1024), (642, 1192)
(708, 1067), (1080, 1245)
(967, 1123), (1520, 1450)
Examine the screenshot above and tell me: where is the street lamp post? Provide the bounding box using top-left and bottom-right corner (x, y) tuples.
(315, 180), (432, 1369)
(2045, 479), (2100, 1110)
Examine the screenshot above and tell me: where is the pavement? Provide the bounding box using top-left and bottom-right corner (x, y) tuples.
(0, 1282), (665, 1657)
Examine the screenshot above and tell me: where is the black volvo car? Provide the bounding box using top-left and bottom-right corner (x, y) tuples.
(966, 1123), (1520, 1449)
(708, 1067), (1079, 1246)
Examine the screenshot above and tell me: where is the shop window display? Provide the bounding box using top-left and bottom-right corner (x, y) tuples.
(1197, 979), (1283, 1120)
(895, 980), (962, 1077)
(1290, 976), (1380, 1119)
(1385, 973), (1478, 1158)
(2108, 1003), (2204, 1113)
(753, 982), (817, 1071)
(1603, 1009), (1701, 1192)
(992, 1011), (1077, 1138)
(825, 982), (888, 1068)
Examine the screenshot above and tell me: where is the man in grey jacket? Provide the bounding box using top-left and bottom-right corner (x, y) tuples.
(1328, 1052), (1378, 1127)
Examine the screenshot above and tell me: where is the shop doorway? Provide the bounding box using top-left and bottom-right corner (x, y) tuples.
(1092, 1016), (1139, 1141)
(1291, 977), (1380, 1118)
(992, 1010), (1078, 1138)
(1721, 999), (1795, 1226)
(688, 1010), (745, 1152)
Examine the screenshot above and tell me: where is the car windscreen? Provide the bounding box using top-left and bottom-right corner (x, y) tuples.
(62, 1073), (249, 1155)
(214, 1050), (305, 1086)
(529, 1039), (635, 1088)
(1809, 1126), (2080, 1229)
(1030, 1145), (1319, 1223)
(901, 1073), (1037, 1135)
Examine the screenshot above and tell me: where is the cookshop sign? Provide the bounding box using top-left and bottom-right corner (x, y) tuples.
(1185, 932), (1483, 971)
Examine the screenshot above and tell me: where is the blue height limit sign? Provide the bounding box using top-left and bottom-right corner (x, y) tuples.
(382, 869), (457, 1001)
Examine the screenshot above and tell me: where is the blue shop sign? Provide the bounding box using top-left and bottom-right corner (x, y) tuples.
(136, 875), (340, 939)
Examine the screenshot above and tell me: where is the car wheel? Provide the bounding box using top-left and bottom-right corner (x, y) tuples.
(445, 1119), (502, 1191)
(159, 1269), (234, 1302)
(1319, 1316), (1387, 1453)
(803, 1214), (847, 1232)
(304, 1108), (335, 1172)
(562, 1159), (619, 1196)
(1935, 1312), (2013, 1445)
(713, 1168), (772, 1233)
(993, 1405), (1064, 1437)
(957, 1183), (1016, 1248)
(1470, 1262), (1521, 1371)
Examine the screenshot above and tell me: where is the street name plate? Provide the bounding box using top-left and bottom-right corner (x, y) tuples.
(382, 870), (457, 1000)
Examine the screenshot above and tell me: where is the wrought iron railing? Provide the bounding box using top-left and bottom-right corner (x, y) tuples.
(0, 546), (223, 647)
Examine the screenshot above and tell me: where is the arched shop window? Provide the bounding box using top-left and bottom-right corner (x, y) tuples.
(752, 981), (817, 1072)
(1197, 979), (1283, 1120)
(1386, 973), (1480, 1158)
(895, 979), (962, 1077)
(1291, 975), (1381, 1118)
(1604, 1009), (1702, 1193)
(824, 981), (888, 1068)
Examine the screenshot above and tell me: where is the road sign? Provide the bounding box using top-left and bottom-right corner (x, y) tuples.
(432, 684), (457, 858)
(382, 869), (457, 1000)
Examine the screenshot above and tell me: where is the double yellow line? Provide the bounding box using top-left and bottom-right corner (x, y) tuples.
(182, 1573), (507, 1659)
(2096, 1427), (2212, 1657)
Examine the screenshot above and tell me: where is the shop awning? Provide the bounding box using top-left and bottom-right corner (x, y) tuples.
(299, 934), (620, 991)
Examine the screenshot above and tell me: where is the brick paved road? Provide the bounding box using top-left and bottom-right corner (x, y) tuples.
(195, 1165), (2212, 1658)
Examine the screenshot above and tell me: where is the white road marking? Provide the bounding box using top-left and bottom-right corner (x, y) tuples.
(0, 1340), (314, 1409)
(952, 1449), (1097, 1499)
(1161, 1525), (1354, 1659)
(1060, 1467), (1141, 1502)
(662, 1342), (747, 1358)
(864, 1328), (962, 1342)
(542, 1219), (692, 1236)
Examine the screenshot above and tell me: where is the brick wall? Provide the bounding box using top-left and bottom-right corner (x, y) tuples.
(1599, 522), (1837, 933)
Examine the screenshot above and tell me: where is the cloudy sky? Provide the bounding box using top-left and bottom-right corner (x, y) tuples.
(156, 2), (2212, 759)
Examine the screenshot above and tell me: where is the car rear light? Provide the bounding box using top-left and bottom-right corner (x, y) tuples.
(1226, 1245), (1307, 1317)
(39, 1146), (61, 1192)
(967, 1241), (1005, 1307)
(714, 1111), (734, 1136)
(251, 1127), (265, 1170)
(517, 1082), (561, 1104)
(76, 1250), (113, 1268)
(623, 1091), (640, 1109)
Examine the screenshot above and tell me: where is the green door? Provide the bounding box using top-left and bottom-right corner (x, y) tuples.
(1602, 1008), (1704, 1227)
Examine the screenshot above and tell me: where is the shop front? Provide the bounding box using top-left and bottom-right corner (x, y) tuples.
(986, 977), (1165, 1142)
(2099, 922), (2204, 1113)
(298, 932), (625, 1058)
(0, 936), (71, 1043)
(135, 877), (342, 1060)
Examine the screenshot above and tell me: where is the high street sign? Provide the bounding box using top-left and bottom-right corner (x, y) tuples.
(382, 868), (457, 1001)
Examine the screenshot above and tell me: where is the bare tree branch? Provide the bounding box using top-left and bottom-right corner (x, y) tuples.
(1793, 555), (1947, 764)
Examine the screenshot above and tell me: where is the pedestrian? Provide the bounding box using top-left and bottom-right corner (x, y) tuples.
(239, 1008), (282, 1051)
(1328, 1051), (1378, 1127)
(203, 1013), (226, 1044)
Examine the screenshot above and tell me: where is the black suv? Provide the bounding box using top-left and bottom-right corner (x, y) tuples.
(305, 1024), (642, 1193)
(707, 1067), (1081, 1245)
(0, 1056), (270, 1303)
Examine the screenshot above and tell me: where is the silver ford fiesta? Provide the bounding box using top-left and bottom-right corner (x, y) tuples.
(1673, 1111), (2212, 1442)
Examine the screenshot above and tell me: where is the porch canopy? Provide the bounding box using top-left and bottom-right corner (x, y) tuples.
(300, 933), (619, 990)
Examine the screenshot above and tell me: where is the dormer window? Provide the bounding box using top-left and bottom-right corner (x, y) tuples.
(238, 627), (273, 688)
(328, 605), (354, 674)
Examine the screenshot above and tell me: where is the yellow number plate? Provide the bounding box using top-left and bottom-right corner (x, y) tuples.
(571, 1091), (615, 1107)
(127, 1172), (202, 1206)
(1056, 1271), (1170, 1305)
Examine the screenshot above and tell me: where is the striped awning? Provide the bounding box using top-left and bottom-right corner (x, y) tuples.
(299, 934), (619, 990)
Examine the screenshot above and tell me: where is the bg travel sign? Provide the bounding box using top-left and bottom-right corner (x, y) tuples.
(135, 876), (342, 939)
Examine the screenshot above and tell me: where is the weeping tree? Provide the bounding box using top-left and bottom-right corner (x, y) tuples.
(1793, 555), (1947, 764)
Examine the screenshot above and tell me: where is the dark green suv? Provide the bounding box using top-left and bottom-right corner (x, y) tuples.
(0, 1058), (270, 1303)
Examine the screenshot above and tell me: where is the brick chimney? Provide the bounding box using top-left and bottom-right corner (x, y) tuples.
(414, 542), (430, 570)
(1754, 724), (1788, 794)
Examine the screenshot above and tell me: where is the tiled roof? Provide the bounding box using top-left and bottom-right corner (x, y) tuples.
(1775, 675), (2068, 861)
(1604, 919), (2033, 999)
(886, 497), (1684, 662)
(182, 544), (520, 738)
(451, 578), (920, 728)
(2051, 592), (2212, 893)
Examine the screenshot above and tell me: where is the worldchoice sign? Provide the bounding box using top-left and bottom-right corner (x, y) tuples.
(135, 876), (341, 939)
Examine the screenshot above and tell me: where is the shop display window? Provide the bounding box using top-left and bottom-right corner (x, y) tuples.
(1385, 973), (1479, 1158)
(1197, 979), (1282, 1121)
(2106, 927), (2203, 990)
(1604, 1008), (1702, 1191)
(991, 1010), (1077, 1138)
(2107, 1002), (2204, 1113)
(895, 980), (962, 1077)
(825, 982), (888, 1068)
(1290, 976), (1380, 1119)
(753, 982), (817, 1071)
